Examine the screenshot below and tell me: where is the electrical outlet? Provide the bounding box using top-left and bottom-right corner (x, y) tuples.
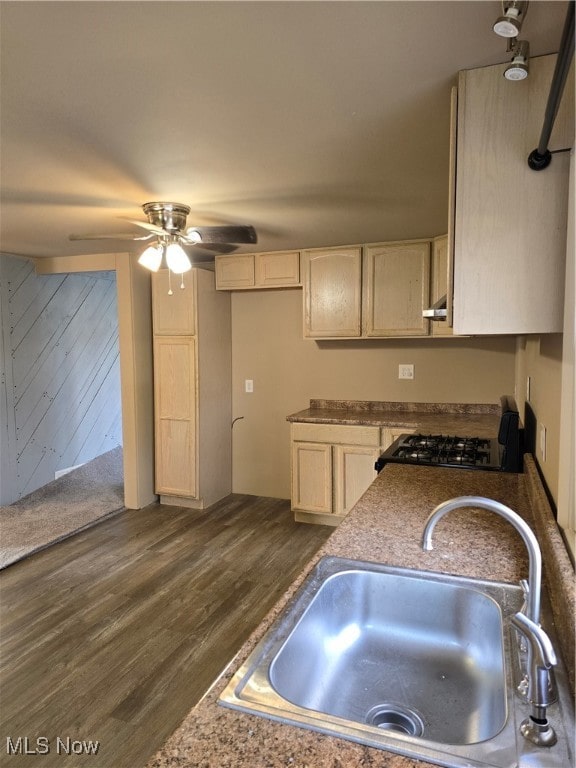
(540, 424), (547, 462)
(245, 379), (254, 393)
(398, 364), (414, 380)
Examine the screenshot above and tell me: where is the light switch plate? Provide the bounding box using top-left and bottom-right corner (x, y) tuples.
(540, 424), (546, 462)
(245, 379), (254, 393)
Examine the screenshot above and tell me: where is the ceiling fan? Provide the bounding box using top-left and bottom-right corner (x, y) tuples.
(69, 201), (257, 272)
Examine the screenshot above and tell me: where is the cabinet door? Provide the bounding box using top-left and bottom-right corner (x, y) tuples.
(256, 251), (300, 287)
(430, 234), (452, 337)
(363, 241), (430, 336)
(291, 441), (332, 514)
(154, 337), (197, 497)
(152, 269), (196, 335)
(302, 247), (362, 337)
(453, 55), (574, 334)
(333, 445), (379, 517)
(215, 254), (255, 289)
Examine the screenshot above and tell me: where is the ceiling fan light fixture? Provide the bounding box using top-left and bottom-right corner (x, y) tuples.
(493, 1), (528, 37)
(185, 228), (203, 244)
(138, 244), (163, 271)
(166, 241), (192, 273)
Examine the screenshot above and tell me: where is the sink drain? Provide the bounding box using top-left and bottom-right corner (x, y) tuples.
(366, 703), (424, 737)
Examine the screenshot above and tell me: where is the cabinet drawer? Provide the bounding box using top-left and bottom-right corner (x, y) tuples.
(291, 422), (382, 446)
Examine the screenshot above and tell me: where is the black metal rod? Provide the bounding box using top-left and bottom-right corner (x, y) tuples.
(528, 0), (575, 170)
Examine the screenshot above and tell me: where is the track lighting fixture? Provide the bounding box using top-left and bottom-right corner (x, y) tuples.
(504, 39), (530, 80)
(493, 1), (528, 38)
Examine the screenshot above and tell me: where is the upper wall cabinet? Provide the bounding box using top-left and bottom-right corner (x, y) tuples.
(302, 241), (438, 339)
(363, 240), (430, 336)
(302, 246), (362, 337)
(215, 251), (300, 290)
(452, 54), (574, 335)
(430, 234), (453, 338)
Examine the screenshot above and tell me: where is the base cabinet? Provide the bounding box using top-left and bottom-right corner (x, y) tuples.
(290, 423), (382, 525)
(152, 268), (232, 509)
(333, 444), (381, 516)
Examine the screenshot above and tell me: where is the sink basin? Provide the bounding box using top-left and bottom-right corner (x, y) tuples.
(219, 557), (574, 768)
(269, 567), (505, 745)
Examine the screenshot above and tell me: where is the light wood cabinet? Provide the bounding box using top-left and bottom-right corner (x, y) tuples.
(429, 234), (453, 337)
(152, 270), (196, 335)
(215, 250), (300, 290)
(333, 444), (381, 516)
(363, 240), (431, 336)
(152, 268), (232, 509)
(291, 441), (332, 515)
(303, 241), (438, 339)
(154, 336), (197, 497)
(453, 54), (574, 335)
(302, 246), (362, 337)
(290, 422), (381, 525)
(215, 254), (254, 289)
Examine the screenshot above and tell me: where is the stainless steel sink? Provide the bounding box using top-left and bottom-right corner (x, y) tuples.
(219, 556), (574, 768)
(269, 567), (506, 745)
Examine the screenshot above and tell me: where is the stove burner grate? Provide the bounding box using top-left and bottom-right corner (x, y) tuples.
(393, 434), (494, 467)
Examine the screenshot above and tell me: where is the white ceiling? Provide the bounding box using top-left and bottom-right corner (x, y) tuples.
(0, 1), (569, 261)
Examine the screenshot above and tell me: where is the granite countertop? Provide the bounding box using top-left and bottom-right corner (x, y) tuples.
(287, 399), (502, 437)
(148, 457), (574, 768)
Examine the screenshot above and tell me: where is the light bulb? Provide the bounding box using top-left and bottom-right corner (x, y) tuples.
(504, 40), (529, 81)
(504, 61), (529, 80)
(166, 242), (192, 273)
(138, 244), (163, 271)
(493, 2), (527, 38)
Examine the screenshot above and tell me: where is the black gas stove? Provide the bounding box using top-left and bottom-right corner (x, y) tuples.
(375, 396), (522, 474)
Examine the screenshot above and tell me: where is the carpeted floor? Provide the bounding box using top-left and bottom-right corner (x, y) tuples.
(0, 447), (125, 569)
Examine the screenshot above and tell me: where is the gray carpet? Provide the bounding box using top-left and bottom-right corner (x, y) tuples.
(0, 447), (125, 569)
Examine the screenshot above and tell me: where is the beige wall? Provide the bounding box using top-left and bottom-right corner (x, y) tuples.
(231, 288), (517, 499)
(515, 335), (564, 508)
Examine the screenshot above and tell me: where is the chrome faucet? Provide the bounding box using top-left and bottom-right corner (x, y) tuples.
(510, 612), (557, 746)
(422, 495), (558, 747)
(421, 495), (542, 624)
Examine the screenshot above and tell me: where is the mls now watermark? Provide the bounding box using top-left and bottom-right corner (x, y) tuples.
(6, 736), (100, 755)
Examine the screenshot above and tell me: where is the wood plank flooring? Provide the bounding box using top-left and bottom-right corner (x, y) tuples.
(0, 495), (332, 767)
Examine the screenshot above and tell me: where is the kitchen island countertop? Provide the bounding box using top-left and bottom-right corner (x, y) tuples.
(147, 456), (574, 768)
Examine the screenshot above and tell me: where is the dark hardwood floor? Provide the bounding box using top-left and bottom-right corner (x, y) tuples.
(0, 495), (332, 767)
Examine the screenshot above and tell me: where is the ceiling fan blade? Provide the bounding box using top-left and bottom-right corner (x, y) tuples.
(193, 243), (239, 255)
(69, 232), (154, 241)
(185, 225), (257, 245)
(121, 218), (167, 235)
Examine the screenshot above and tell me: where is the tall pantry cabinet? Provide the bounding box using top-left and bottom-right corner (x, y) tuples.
(151, 268), (232, 508)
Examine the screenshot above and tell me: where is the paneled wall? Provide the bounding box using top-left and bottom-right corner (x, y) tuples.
(0, 254), (122, 505)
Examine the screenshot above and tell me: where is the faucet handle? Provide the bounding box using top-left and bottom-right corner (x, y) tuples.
(510, 612), (557, 670)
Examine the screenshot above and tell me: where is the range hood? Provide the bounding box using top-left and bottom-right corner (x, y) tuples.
(423, 294), (447, 320)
